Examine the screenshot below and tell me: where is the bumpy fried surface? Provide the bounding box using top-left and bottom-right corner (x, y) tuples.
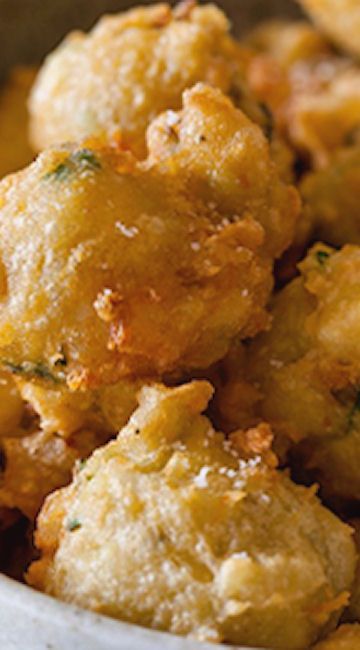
(346, 519), (360, 622)
(312, 624), (360, 649)
(247, 24), (360, 170)
(0, 370), (140, 521)
(0, 427), (110, 520)
(300, 0), (360, 58)
(0, 67), (36, 179)
(0, 84), (298, 389)
(16, 379), (140, 438)
(29, 2), (267, 158)
(300, 145), (360, 247)
(247, 20), (332, 67)
(27, 381), (356, 649)
(242, 244), (360, 500)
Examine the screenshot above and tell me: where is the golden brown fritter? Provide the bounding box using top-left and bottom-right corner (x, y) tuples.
(0, 66), (36, 179)
(299, 0), (360, 58)
(0, 84), (299, 390)
(0, 428), (110, 520)
(247, 19), (332, 67)
(27, 381), (356, 649)
(299, 145), (360, 247)
(312, 624), (360, 649)
(247, 25), (360, 170)
(239, 244), (360, 501)
(29, 1), (266, 158)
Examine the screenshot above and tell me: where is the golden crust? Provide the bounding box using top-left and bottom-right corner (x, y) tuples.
(29, 2), (265, 158)
(241, 244), (360, 500)
(312, 624), (360, 649)
(0, 84), (299, 388)
(300, 0), (360, 58)
(28, 381), (356, 648)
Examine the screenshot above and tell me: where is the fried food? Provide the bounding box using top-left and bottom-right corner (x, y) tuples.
(27, 381), (356, 649)
(28, 1), (266, 158)
(300, 0), (360, 58)
(0, 84), (299, 389)
(0, 427), (109, 520)
(312, 624), (360, 649)
(242, 244), (360, 500)
(17, 378), (140, 437)
(0, 66), (36, 178)
(247, 19), (331, 67)
(247, 24), (360, 169)
(300, 145), (360, 247)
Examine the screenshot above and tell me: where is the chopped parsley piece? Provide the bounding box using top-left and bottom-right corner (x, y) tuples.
(315, 250), (330, 266)
(2, 360), (63, 383)
(43, 148), (101, 181)
(67, 518), (82, 532)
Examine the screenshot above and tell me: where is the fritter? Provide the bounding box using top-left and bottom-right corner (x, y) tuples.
(312, 624), (360, 649)
(299, 0), (360, 58)
(247, 25), (360, 169)
(27, 381), (356, 649)
(29, 1), (265, 158)
(300, 145), (360, 247)
(0, 427), (109, 520)
(242, 244), (360, 501)
(0, 84), (299, 389)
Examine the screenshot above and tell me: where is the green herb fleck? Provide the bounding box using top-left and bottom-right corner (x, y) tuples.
(67, 518), (82, 532)
(315, 250), (330, 266)
(78, 458), (87, 471)
(1, 360), (63, 383)
(43, 148), (101, 181)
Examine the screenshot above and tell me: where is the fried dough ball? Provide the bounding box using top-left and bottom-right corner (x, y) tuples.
(312, 624), (360, 649)
(243, 244), (360, 500)
(300, 0), (360, 58)
(247, 20), (332, 67)
(0, 84), (299, 389)
(300, 145), (360, 247)
(28, 1), (266, 158)
(16, 378), (140, 437)
(0, 66), (36, 179)
(248, 35), (360, 169)
(28, 381), (356, 649)
(0, 427), (110, 520)
(346, 519), (360, 622)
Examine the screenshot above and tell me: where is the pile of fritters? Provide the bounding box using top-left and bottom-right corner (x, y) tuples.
(0, 1), (360, 648)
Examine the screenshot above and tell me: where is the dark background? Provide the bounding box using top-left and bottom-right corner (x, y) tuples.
(0, 0), (303, 79)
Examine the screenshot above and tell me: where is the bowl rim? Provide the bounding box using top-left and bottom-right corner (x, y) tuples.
(0, 572), (264, 650)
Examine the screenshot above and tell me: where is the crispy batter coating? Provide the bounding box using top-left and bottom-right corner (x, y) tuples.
(0, 67), (36, 179)
(0, 428), (110, 520)
(300, 0), (360, 58)
(28, 381), (356, 648)
(0, 84), (299, 389)
(0, 372), (138, 520)
(247, 26), (360, 169)
(346, 519), (360, 622)
(29, 2), (266, 158)
(16, 379), (140, 437)
(312, 624), (360, 649)
(299, 145), (360, 247)
(243, 244), (360, 500)
(247, 20), (332, 67)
